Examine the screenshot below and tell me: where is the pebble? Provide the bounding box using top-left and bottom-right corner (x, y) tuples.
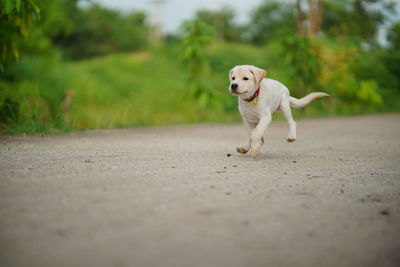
(379, 209), (390, 216)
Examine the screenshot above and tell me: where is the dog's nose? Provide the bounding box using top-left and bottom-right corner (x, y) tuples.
(231, 83), (238, 90)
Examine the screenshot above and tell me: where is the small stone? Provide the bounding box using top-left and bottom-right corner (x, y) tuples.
(226, 153), (232, 157)
(292, 160), (297, 163)
(379, 209), (390, 216)
(225, 191), (231, 195)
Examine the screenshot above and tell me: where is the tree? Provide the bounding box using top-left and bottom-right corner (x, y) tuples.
(195, 7), (241, 42)
(383, 22), (400, 92)
(296, 0), (323, 36)
(322, 0), (395, 42)
(248, 1), (295, 44)
(387, 22), (400, 51)
(52, 4), (149, 59)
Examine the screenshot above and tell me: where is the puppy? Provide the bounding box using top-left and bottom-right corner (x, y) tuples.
(228, 65), (329, 158)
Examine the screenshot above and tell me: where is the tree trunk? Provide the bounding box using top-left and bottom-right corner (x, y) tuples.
(315, 0), (323, 34)
(296, 0), (305, 35)
(297, 0), (323, 37)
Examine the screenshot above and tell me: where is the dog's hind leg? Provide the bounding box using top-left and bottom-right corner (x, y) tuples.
(280, 98), (297, 142)
(236, 120), (257, 154)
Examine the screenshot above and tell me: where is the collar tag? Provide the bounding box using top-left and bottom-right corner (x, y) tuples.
(243, 87), (261, 103)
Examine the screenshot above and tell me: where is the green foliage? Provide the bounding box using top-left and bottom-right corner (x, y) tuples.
(0, 0), (40, 69)
(195, 7), (242, 42)
(1, 0), (400, 134)
(312, 40), (385, 114)
(323, 0), (393, 42)
(248, 1), (295, 44)
(180, 19), (218, 109)
(0, 54), (69, 133)
(282, 36), (320, 97)
(53, 4), (148, 59)
(1, 40), (400, 134)
(281, 36), (395, 115)
(387, 22), (400, 51)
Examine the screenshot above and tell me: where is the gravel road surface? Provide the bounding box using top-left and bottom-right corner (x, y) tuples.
(1, 114), (399, 267)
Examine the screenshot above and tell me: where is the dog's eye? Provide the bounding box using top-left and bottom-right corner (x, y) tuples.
(232, 77), (235, 80)
(243, 77), (249, 81)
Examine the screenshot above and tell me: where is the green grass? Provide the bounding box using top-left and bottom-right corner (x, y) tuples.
(64, 49), (235, 130)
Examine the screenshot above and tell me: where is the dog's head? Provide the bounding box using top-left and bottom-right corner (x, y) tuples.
(228, 65), (266, 97)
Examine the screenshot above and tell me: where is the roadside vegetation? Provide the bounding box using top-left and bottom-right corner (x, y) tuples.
(1, 0), (399, 134)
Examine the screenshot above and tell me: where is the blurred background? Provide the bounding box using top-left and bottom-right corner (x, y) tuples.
(0, 0), (399, 134)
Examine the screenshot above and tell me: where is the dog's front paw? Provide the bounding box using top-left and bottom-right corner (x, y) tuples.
(287, 134), (296, 142)
(251, 148), (260, 158)
(236, 147), (248, 154)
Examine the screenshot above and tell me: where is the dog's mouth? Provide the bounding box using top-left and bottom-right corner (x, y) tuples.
(231, 90), (248, 96)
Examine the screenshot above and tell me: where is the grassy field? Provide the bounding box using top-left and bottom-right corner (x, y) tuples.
(1, 42), (399, 134)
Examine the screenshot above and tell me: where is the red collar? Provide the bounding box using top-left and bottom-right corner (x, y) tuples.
(243, 87), (260, 102)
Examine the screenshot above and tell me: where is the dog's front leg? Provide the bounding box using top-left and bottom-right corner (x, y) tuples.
(250, 113), (272, 158)
(237, 120), (257, 154)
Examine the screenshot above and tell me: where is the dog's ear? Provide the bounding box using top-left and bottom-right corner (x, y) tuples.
(250, 66), (266, 85)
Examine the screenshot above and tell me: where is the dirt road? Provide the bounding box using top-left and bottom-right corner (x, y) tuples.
(1, 115), (399, 267)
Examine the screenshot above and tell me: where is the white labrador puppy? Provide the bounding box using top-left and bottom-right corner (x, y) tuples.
(229, 65), (329, 158)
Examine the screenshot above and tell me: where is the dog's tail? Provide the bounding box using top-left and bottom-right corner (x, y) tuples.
(289, 92), (329, 108)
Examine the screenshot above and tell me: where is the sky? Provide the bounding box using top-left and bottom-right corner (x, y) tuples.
(93, 0), (267, 33)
